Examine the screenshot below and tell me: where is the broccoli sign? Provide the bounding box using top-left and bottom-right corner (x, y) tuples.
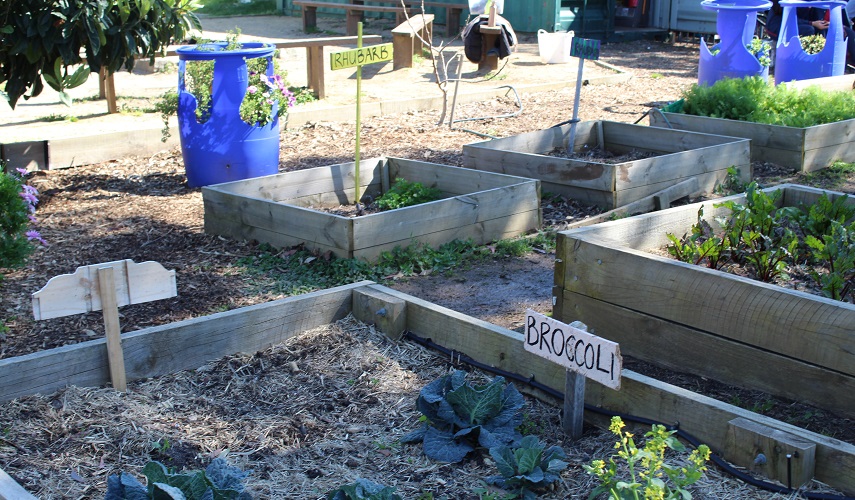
(524, 309), (622, 389)
(524, 309), (622, 439)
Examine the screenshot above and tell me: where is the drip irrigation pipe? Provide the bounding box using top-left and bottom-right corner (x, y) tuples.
(449, 85), (523, 139)
(402, 331), (855, 500)
(447, 53), (522, 139)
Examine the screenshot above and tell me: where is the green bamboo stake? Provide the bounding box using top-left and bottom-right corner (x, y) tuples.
(355, 22), (363, 212)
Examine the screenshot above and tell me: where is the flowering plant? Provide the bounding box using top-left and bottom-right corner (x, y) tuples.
(0, 163), (44, 274)
(584, 416), (711, 500)
(239, 60), (296, 126)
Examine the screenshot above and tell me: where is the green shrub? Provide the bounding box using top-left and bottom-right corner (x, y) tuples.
(0, 165), (42, 273)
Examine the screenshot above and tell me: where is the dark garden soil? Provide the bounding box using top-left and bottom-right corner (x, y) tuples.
(546, 146), (659, 164)
(2, 37), (855, 498)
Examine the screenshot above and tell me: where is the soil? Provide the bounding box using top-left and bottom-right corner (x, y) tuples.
(2, 18), (855, 498)
(546, 146), (659, 164)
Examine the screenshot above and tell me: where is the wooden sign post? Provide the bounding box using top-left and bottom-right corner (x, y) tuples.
(566, 37), (601, 153)
(524, 309), (622, 440)
(329, 23), (393, 211)
(32, 260), (177, 391)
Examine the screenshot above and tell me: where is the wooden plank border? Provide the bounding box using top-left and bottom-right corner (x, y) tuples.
(1, 281), (854, 495)
(364, 284), (855, 496)
(0, 281), (367, 402)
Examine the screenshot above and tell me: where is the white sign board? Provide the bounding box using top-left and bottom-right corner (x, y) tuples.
(524, 309), (622, 390)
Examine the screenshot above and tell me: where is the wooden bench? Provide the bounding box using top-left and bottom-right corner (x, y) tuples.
(354, 0), (465, 37)
(391, 14), (433, 69)
(292, 0), (414, 36)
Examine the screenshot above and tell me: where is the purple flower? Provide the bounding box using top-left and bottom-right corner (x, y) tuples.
(15, 168), (28, 176)
(19, 190), (38, 205)
(247, 85), (258, 94)
(26, 230), (47, 246)
(28, 214), (38, 224)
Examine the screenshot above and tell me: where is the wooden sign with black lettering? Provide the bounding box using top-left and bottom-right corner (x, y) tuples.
(524, 309), (622, 390)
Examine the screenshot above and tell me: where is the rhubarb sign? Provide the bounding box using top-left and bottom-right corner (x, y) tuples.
(524, 309), (622, 390)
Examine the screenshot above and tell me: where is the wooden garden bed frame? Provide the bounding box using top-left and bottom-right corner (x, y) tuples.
(202, 157), (541, 260)
(649, 111), (855, 173)
(461, 120), (751, 209)
(1, 281), (854, 495)
(554, 184), (855, 419)
(650, 75), (855, 173)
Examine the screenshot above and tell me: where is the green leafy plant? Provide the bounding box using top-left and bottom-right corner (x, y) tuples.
(800, 34), (826, 55)
(747, 37), (772, 67)
(327, 478), (402, 500)
(584, 416), (711, 500)
(104, 458), (252, 499)
(0, 165), (43, 274)
(716, 182), (798, 282)
(666, 206), (729, 269)
(714, 166), (747, 195)
(708, 38), (770, 67)
(486, 435), (569, 500)
(680, 76), (855, 127)
(374, 178), (443, 211)
(401, 370), (525, 463)
(668, 186), (855, 299)
(805, 220), (855, 301)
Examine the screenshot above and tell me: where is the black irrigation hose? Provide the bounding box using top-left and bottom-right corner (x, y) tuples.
(402, 331), (855, 500)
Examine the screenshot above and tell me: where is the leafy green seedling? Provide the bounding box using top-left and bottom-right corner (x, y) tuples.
(375, 178), (443, 211)
(486, 435), (569, 500)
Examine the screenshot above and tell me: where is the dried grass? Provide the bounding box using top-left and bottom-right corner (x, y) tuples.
(0, 316), (845, 499)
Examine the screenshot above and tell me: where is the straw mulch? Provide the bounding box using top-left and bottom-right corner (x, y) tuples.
(0, 316), (844, 499)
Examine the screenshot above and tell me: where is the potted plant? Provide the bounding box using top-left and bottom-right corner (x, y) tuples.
(168, 33), (296, 187)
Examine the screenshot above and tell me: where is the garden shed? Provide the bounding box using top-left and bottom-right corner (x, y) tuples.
(277, 0), (718, 37)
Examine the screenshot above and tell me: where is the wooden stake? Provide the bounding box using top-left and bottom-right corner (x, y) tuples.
(563, 370), (586, 440)
(98, 267), (127, 391)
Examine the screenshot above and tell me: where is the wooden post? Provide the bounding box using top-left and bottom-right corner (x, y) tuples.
(524, 312), (621, 442)
(563, 320), (589, 439)
(563, 371), (585, 439)
(97, 267), (127, 391)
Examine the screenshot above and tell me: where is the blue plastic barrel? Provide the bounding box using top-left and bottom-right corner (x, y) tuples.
(698, 0), (772, 86)
(176, 42), (280, 188)
(775, 0), (847, 84)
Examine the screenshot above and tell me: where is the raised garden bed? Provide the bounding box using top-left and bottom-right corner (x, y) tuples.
(554, 184), (855, 420)
(1, 282), (854, 495)
(461, 120), (750, 209)
(202, 157), (541, 260)
(650, 111), (855, 173)
(650, 75), (855, 173)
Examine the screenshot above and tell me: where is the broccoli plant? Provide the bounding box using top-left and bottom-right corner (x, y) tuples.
(104, 458), (252, 499)
(327, 478), (402, 500)
(486, 436), (569, 500)
(401, 370), (525, 463)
